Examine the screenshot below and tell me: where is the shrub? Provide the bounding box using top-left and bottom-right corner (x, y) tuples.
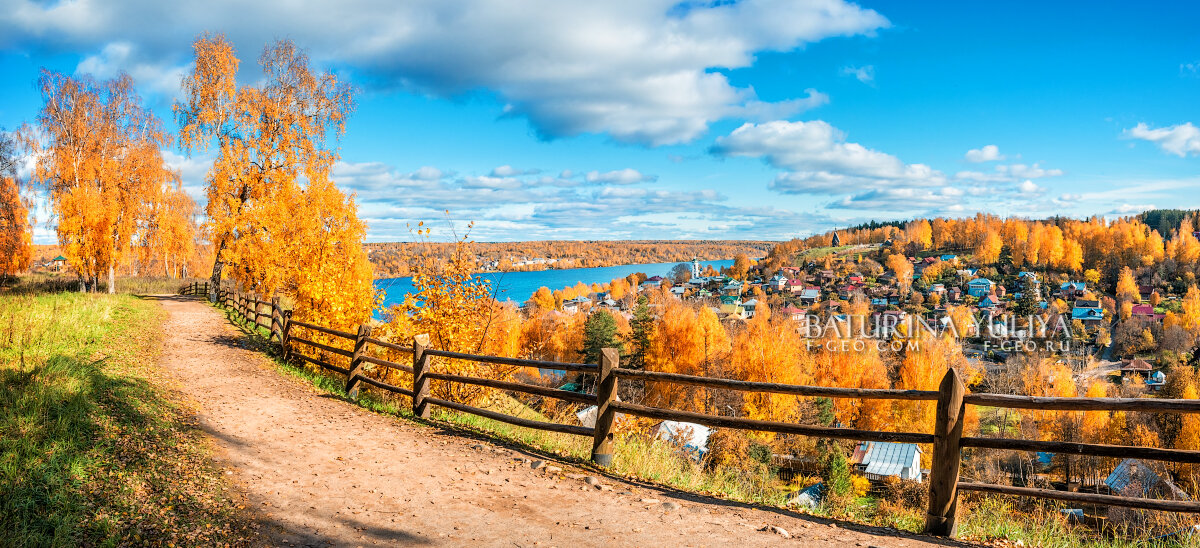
(822, 445), (853, 497)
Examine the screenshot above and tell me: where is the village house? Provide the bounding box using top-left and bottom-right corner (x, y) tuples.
(1120, 358), (1153, 381)
(741, 298), (759, 319)
(799, 287), (821, 305)
(779, 305), (807, 322)
(1071, 299), (1104, 326)
(1130, 303), (1164, 322)
(966, 278), (994, 298)
(562, 296), (591, 313)
(1060, 281), (1087, 299)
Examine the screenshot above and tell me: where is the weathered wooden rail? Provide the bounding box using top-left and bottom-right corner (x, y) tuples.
(187, 283), (1200, 538)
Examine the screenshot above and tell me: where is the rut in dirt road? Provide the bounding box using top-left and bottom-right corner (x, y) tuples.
(154, 295), (969, 547)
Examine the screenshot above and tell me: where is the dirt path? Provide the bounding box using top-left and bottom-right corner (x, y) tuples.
(155, 296), (970, 547)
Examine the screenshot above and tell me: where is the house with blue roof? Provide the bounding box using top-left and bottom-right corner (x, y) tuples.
(1061, 281), (1087, 298)
(940, 254), (958, 263)
(1071, 305), (1105, 325)
(966, 278), (994, 297)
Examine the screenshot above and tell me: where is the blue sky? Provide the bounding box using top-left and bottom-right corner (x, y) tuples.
(2, 0), (1198, 243)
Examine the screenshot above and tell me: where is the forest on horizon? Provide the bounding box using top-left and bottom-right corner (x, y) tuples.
(365, 239), (775, 278)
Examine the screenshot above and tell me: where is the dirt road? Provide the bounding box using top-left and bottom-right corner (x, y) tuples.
(155, 296), (969, 547)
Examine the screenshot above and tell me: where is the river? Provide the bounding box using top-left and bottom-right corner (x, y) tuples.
(373, 259), (735, 310)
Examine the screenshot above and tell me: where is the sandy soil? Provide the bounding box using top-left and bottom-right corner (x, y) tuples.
(153, 295), (975, 547)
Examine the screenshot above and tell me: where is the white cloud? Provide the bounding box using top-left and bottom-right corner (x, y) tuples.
(1017, 179), (1042, 195)
(840, 65), (875, 85)
(1108, 203), (1156, 215)
(584, 168), (656, 185)
(490, 165), (540, 177)
(2, 0), (888, 146)
(1182, 62), (1199, 77)
(829, 187), (963, 211)
(326, 158), (832, 240)
(74, 41), (190, 100)
(1125, 122), (1200, 157)
(956, 162), (1063, 183)
(999, 163), (1063, 179)
(964, 144), (1003, 163)
(712, 120), (945, 194)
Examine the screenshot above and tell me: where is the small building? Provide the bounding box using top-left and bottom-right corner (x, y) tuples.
(852, 441), (923, 482)
(562, 296), (591, 313)
(799, 288), (821, 305)
(1130, 304), (1164, 322)
(49, 255), (67, 271)
(1120, 358), (1153, 379)
(1071, 300), (1104, 326)
(1105, 459), (1190, 500)
(1147, 370), (1166, 390)
(966, 278), (994, 297)
(741, 298), (759, 319)
(979, 295), (999, 309)
(779, 305), (807, 322)
(1060, 282), (1087, 299)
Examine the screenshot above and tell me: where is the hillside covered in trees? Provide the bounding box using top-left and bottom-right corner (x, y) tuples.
(366, 240), (773, 278)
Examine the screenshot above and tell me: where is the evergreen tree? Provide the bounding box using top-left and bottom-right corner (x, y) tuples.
(581, 310), (623, 365)
(627, 295), (652, 369)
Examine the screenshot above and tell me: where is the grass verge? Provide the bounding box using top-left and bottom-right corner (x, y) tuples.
(0, 292), (256, 547)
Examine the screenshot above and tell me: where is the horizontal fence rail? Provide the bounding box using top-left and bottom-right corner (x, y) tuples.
(958, 483), (1200, 514)
(423, 348), (598, 372)
(609, 401), (935, 444)
(613, 367), (940, 401)
(963, 393), (1200, 413)
(196, 282), (1200, 539)
(961, 436), (1200, 464)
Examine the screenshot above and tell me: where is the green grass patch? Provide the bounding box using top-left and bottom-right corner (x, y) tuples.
(0, 292), (255, 547)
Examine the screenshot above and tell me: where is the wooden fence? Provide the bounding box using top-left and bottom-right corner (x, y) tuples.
(183, 284), (1200, 538)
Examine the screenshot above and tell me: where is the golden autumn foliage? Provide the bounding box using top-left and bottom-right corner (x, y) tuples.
(176, 33), (372, 333)
(1116, 266), (1139, 304)
(644, 299), (730, 411)
(728, 306), (812, 431)
(0, 131), (32, 276)
(25, 71), (183, 291)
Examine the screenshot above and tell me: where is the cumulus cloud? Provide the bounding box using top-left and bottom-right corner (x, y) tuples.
(2, 0), (888, 145)
(1017, 179), (1043, 195)
(74, 41), (190, 100)
(840, 65), (875, 85)
(964, 144), (1003, 163)
(1125, 122), (1200, 157)
(712, 120), (945, 194)
(584, 168), (656, 185)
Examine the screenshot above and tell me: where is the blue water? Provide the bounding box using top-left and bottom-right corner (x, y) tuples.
(374, 259), (735, 310)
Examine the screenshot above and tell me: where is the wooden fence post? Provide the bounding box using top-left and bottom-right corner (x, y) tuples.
(924, 367), (966, 537)
(280, 309), (294, 361)
(249, 292), (258, 328)
(591, 348), (619, 466)
(346, 324), (373, 399)
(270, 297), (281, 342)
(412, 334), (431, 419)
